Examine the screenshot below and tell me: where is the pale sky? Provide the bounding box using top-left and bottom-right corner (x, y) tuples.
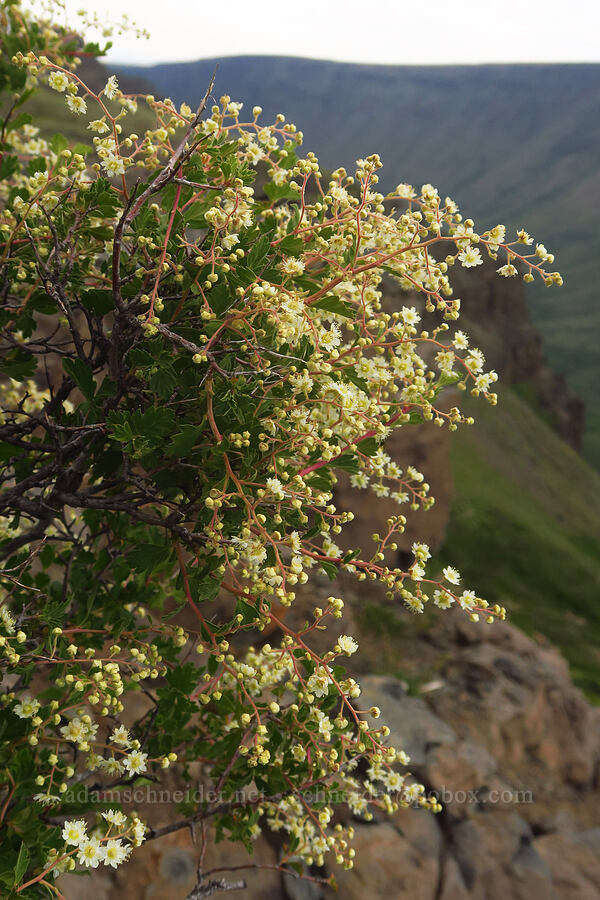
(53, 0), (600, 67)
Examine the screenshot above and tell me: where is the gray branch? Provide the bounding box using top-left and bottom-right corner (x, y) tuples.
(186, 878), (246, 899)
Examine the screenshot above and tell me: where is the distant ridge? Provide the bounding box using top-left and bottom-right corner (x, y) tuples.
(117, 57), (600, 466)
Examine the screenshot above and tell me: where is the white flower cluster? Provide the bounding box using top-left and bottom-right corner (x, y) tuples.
(50, 810), (146, 874)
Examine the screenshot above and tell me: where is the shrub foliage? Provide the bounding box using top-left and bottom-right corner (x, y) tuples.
(0, 2), (560, 895)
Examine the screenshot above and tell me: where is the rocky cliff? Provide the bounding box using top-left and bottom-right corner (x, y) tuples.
(452, 262), (584, 453)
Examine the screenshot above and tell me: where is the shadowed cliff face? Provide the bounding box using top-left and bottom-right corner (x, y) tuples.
(335, 261), (584, 559)
(451, 262), (584, 452)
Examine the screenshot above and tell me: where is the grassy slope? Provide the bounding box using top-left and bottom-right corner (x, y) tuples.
(438, 387), (600, 699)
(117, 58), (600, 466)
(17, 86), (156, 146)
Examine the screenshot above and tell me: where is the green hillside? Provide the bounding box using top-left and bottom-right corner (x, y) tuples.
(438, 387), (600, 699)
(16, 85), (155, 147)
(116, 57), (600, 467)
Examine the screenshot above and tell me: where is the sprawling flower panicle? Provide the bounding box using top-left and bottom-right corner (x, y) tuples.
(0, 1), (562, 895)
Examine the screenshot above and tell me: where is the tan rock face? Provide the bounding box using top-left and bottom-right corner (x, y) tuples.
(326, 819), (440, 900)
(415, 615), (600, 805)
(536, 828), (600, 900)
(448, 812), (556, 899)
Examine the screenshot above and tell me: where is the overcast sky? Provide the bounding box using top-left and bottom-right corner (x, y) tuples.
(56, 0), (600, 67)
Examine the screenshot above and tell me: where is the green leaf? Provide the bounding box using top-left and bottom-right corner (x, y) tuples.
(148, 365), (176, 400)
(234, 598), (259, 626)
(278, 148), (298, 170)
(80, 289), (114, 315)
(41, 598), (70, 629)
(206, 282), (233, 316)
(49, 132), (68, 155)
(28, 289), (56, 315)
(319, 559), (338, 580)
(27, 155), (46, 176)
(166, 663), (198, 692)
(165, 425), (202, 457)
(302, 517), (325, 543)
(264, 182), (300, 203)
(277, 235), (305, 255)
(108, 407), (176, 454)
(0, 154), (19, 180)
(343, 548), (362, 564)
(310, 296), (354, 318)
(137, 407), (176, 443)
(63, 358), (95, 400)
(0, 347), (36, 381)
(355, 437), (379, 457)
(128, 543), (171, 574)
(246, 234), (271, 271)
(194, 576), (220, 603)
(13, 842), (29, 887)
(0, 442), (17, 464)
(436, 372), (461, 387)
(228, 265), (258, 289)
(86, 178), (120, 215)
(72, 142), (93, 157)
(183, 210), (207, 229)
(107, 412), (134, 445)
(332, 451), (360, 474)
(207, 654), (219, 676)
(343, 368), (369, 394)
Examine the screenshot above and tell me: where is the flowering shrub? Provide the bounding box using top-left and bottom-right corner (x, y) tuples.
(0, 1), (561, 896)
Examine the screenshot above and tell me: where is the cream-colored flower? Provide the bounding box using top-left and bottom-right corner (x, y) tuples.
(101, 154), (125, 177)
(337, 635), (358, 656)
(62, 819), (87, 847)
(103, 839), (129, 868)
(48, 71), (70, 92)
(77, 838), (103, 868)
(123, 749), (148, 775)
(14, 696), (40, 718)
(458, 245), (483, 267)
(103, 75), (119, 100)
(66, 95), (87, 115)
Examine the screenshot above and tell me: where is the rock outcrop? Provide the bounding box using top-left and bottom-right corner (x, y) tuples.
(333, 610), (600, 900)
(58, 611), (600, 900)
